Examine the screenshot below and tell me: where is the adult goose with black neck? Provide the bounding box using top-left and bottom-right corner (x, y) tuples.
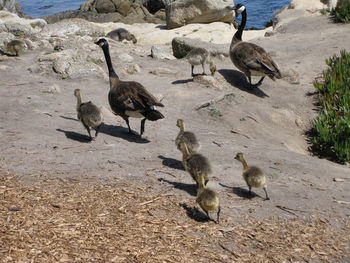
(95, 38), (164, 136)
(230, 4), (282, 87)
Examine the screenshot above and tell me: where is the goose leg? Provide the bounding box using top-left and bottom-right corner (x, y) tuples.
(191, 65), (195, 77)
(140, 118), (147, 136)
(248, 186), (252, 196)
(124, 117), (132, 134)
(216, 206), (221, 224)
(263, 187), (270, 200)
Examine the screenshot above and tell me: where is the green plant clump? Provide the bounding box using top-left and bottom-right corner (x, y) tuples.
(331, 0), (350, 23)
(311, 50), (350, 163)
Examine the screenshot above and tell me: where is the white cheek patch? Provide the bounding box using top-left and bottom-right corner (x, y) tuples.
(238, 5), (245, 13)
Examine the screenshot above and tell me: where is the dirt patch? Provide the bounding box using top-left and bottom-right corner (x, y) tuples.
(1, 173), (349, 262)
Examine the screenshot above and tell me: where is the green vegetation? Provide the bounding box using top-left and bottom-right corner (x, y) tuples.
(310, 50), (350, 163)
(331, 0), (350, 23)
(86, 56), (101, 64)
(208, 108), (223, 117)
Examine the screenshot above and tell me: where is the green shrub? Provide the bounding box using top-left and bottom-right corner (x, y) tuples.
(310, 50), (350, 163)
(331, 0), (350, 23)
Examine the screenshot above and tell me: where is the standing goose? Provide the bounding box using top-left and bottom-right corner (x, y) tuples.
(196, 173), (221, 223)
(179, 142), (211, 187)
(95, 38), (164, 136)
(185, 47), (216, 77)
(234, 152), (270, 200)
(230, 4), (282, 87)
(74, 89), (104, 140)
(175, 119), (200, 153)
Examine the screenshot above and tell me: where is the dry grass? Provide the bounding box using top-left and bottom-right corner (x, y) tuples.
(1, 173), (349, 262)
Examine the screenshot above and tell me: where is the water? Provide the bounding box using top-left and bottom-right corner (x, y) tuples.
(18, 0), (291, 29)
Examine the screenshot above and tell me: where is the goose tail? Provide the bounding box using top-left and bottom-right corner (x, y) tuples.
(143, 109), (164, 121)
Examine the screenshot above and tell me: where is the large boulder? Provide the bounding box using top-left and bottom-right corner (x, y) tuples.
(0, 11), (47, 37)
(166, 0), (236, 29)
(289, 0), (338, 12)
(172, 37), (229, 58)
(0, 0), (23, 16)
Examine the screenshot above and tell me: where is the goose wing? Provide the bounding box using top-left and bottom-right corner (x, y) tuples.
(111, 81), (164, 113)
(236, 43), (280, 76)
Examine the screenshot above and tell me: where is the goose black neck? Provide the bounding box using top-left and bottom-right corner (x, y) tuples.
(102, 44), (119, 79)
(234, 9), (247, 41)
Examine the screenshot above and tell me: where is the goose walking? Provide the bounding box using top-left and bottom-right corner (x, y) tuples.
(230, 4), (282, 87)
(95, 38), (164, 136)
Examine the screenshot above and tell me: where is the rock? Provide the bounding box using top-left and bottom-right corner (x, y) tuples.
(0, 0), (23, 16)
(118, 53), (134, 63)
(289, 0), (328, 12)
(151, 45), (175, 60)
(149, 67), (173, 75)
(95, 0), (116, 13)
(43, 84), (61, 94)
(125, 63), (141, 74)
(172, 37), (229, 59)
(282, 68), (300, 85)
(0, 64), (11, 70)
(0, 11), (47, 37)
(142, 0), (176, 14)
(193, 75), (220, 87)
(166, 0), (236, 29)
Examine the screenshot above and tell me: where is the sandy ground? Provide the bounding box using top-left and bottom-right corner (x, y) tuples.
(0, 9), (350, 262)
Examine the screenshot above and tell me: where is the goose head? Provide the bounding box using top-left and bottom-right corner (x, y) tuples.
(232, 3), (246, 14)
(94, 38), (108, 48)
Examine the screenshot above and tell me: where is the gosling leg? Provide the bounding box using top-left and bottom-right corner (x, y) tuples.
(263, 187), (270, 200)
(140, 118), (147, 136)
(95, 123), (103, 138)
(83, 124), (92, 140)
(216, 206), (221, 224)
(191, 65), (195, 77)
(248, 186), (252, 196)
(202, 63), (206, 75)
(205, 211), (214, 222)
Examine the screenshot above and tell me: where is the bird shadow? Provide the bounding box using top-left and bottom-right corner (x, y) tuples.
(158, 178), (196, 196)
(179, 203), (209, 223)
(99, 123), (150, 144)
(158, 155), (185, 170)
(56, 129), (92, 143)
(219, 183), (259, 200)
(172, 78), (193, 85)
(59, 115), (79, 122)
(218, 69), (269, 98)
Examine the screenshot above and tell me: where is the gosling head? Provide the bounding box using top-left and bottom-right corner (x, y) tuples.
(74, 88), (81, 98)
(176, 119), (184, 129)
(234, 152), (245, 162)
(94, 38), (108, 48)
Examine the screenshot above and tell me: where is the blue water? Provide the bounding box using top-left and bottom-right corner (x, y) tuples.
(18, 0), (291, 29)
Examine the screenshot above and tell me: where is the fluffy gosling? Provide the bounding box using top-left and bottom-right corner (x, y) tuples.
(185, 47), (216, 77)
(175, 119), (200, 153)
(196, 173), (221, 223)
(179, 142), (211, 186)
(74, 89), (104, 140)
(234, 152), (270, 200)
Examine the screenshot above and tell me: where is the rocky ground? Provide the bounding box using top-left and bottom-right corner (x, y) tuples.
(0, 5), (350, 262)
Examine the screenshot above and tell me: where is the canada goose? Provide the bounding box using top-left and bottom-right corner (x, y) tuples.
(196, 173), (221, 223)
(74, 89), (104, 140)
(185, 47), (216, 77)
(234, 152), (270, 200)
(106, 28), (137, 44)
(3, 39), (26, 56)
(175, 119), (200, 153)
(95, 38), (164, 136)
(230, 4), (281, 87)
(179, 142), (210, 186)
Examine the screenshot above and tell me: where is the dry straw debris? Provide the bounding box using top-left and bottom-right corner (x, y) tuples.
(1, 173), (349, 262)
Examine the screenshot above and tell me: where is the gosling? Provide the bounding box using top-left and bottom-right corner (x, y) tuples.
(234, 152), (270, 200)
(175, 119), (200, 153)
(196, 173), (221, 223)
(4, 39), (26, 56)
(179, 142), (211, 187)
(106, 28), (137, 44)
(74, 89), (104, 140)
(185, 48), (216, 77)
